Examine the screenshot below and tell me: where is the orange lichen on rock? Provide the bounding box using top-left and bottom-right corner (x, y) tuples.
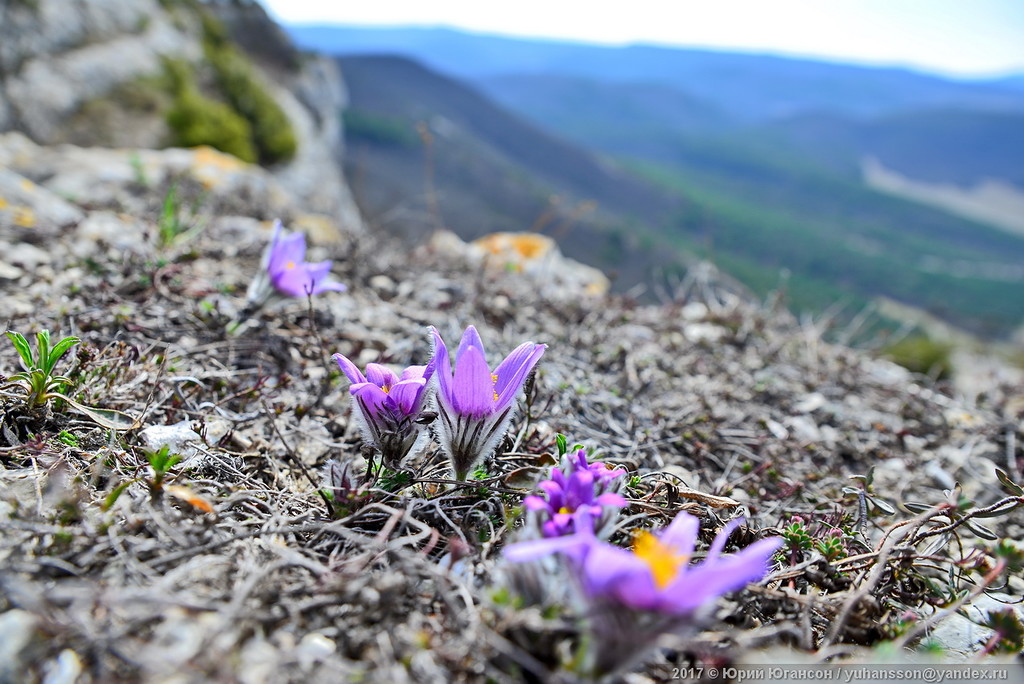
(13, 206), (35, 228)
(472, 232), (557, 272)
(190, 145), (247, 189)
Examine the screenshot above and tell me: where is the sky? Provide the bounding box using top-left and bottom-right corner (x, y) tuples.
(260, 0), (1024, 78)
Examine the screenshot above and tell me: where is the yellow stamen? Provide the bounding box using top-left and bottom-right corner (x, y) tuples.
(557, 506), (571, 515)
(286, 260), (296, 270)
(492, 373), (499, 402)
(633, 531), (688, 589)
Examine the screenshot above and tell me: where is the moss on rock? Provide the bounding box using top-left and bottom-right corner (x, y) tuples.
(201, 12), (297, 165)
(164, 59), (257, 164)
(881, 335), (954, 380)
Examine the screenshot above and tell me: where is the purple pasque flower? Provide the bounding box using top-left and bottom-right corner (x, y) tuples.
(267, 220), (346, 297)
(430, 325), (546, 480)
(507, 511), (780, 616)
(334, 354), (434, 468)
(504, 512), (783, 677)
(524, 463), (626, 538)
(564, 447), (626, 489)
(247, 220), (346, 306)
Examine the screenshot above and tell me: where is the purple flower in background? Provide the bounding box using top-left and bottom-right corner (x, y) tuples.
(524, 464), (626, 538)
(430, 325), (546, 480)
(564, 448), (626, 489)
(267, 220), (346, 297)
(504, 512), (783, 677)
(246, 221), (345, 307)
(334, 354), (434, 468)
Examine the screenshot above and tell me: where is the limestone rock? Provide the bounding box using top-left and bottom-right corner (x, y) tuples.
(0, 165), (85, 235)
(430, 230), (611, 300)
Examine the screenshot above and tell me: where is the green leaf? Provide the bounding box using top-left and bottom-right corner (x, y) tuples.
(6, 331), (33, 370)
(555, 434), (567, 456)
(35, 331), (51, 370)
(50, 392), (139, 430)
(965, 520), (999, 540)
(102, 478), (140, 511)
(46, 336), (81, 373)
(868, 496), (896, 515)
(147, 445), (183, 473)
(995, 468), (1024, 496)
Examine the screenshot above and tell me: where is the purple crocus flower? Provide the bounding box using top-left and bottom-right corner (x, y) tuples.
(333, 354), (434, 468)
(267, 220), (346, 297)
(524, 465), (626, 538)
(246, 220), (345, 307)
(507, 512), (781, 615)
(504, 512), (783, 677)
(564, 448), (626, 489)
(430, 325), (546, 480)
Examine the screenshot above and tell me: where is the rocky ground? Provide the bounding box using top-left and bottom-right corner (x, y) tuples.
(1, 135), (1023, 683)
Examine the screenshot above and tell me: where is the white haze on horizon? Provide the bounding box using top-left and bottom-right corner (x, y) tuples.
(260, 0), (1024, 79)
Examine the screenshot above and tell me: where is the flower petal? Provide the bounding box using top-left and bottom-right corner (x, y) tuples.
(581, 542), (654, 600)
(387, 377), (427, 415)
(351, 382), (389, 420)
(658, 511), (700, 558)
(523, 495), (549, 511)
(594, 492), (627, 508)
(455, 325), (487, 364)
(503, 532), (594, 564)
(333, 353), (366, 385)
(303, 261), (347, 294)
(399, 365), (428, 382)
(365, 363), (400, 389)
(661, 537), (783, 614)
(271, 263), (317, 297)
(268, 231), (306, 277)
(430, 327), (455, 408)
(452, 344), (494, 417)
(494, 342), (546, 407)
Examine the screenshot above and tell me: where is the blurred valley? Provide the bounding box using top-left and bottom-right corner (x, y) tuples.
(292, 25), (1024, 341)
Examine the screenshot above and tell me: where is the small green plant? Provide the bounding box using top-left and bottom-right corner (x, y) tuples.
(157, 183), (206, 248)
(57, 430), (81, 448)
(145, 445), (183, 495)
(814, 528), (848, 562)
(378, 466), (413, 493)
(129, 152), (149, 188)
(104, 446), (203, 511)
(321, 459), (370, 518)
(4, 331), (80, 408)
(880, 335), (953, 380)
(554, 433), (584, 458)
(981, 607), (1024, 654)
(781, 515), (849, 564)
(844, 465), (896, 525)
(782, 515), (813, 562)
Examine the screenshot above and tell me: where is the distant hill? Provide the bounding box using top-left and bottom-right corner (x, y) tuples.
(475, 74), (731, 160)
(337, 55), (685, 287)
(291, 25), (1024, 121)
(761, 108), (1024, 187)
(303, 27), (1024, 338)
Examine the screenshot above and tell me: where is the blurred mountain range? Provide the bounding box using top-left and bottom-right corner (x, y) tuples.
(290, 25), (1024, 339)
